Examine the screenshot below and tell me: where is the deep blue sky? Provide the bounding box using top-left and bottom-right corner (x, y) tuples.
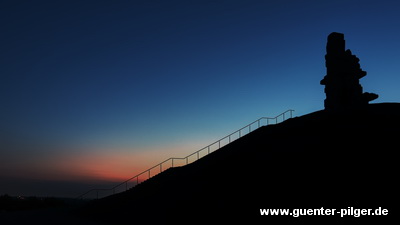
(1, 0), (400, 197)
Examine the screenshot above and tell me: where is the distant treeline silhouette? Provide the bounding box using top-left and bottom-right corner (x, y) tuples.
(0, 195), (65, 211)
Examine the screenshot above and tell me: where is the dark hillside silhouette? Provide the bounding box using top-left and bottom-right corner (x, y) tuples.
(81, 103), (399, 224)
(79, 33), (398, 224)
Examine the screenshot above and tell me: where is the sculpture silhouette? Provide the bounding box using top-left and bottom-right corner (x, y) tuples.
(320, 32), (378, 111)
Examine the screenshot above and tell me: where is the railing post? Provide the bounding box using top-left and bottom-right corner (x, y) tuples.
(148, 170), (151, 179)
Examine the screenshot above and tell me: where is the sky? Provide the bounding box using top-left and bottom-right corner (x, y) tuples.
(1, 0), (400, 197)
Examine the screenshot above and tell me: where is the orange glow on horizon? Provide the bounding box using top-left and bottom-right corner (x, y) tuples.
(18, 141), (210, 184)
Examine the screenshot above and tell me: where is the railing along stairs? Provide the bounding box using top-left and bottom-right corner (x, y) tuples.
(77, 109), (294, 199)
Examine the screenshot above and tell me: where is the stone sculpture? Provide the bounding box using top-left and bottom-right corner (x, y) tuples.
(321, 32), (378, 111)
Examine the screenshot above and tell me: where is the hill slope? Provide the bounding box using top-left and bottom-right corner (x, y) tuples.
(81, 103), (399, 224)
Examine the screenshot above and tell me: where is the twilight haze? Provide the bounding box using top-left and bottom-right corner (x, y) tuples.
(1, 0), (400, 197)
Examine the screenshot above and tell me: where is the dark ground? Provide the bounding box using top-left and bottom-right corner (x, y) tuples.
(2, 103), (398, 224)
(80, 103), (399, 224)
(0, 205), (105, 225)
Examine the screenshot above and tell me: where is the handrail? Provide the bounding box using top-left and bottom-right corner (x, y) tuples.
(77, 109), (294, 199)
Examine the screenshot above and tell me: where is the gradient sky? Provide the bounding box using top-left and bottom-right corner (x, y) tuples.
(1, 0), (400, 197)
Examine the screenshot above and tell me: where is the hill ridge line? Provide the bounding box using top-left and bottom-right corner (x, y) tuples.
(77, 109), (294, 199)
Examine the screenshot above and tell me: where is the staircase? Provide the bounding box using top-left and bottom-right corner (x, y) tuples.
(77, 109), (294, 199)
